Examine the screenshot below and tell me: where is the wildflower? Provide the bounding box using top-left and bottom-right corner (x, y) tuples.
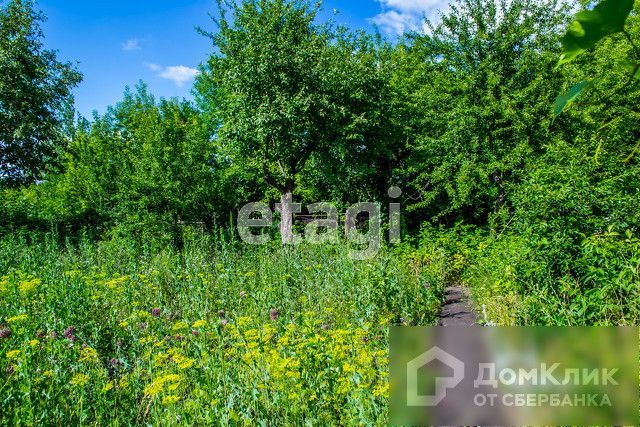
(373, 383), (390, 398)
(191, 329), (199, 336)
(28, 339), (39, 347)
(342, 363), (356, 374)
(162, 395), (181, 405)
(172, 321), (188, 332)
(6, 314), (27, 324)
(5, 365), (15, 376)
(269, 309), (279, 321)
(63, 326), (75, 340)
(0, 327), (11, 339)
(144, 374), (182, 397)
(220, 319), (229, 327)
(172, 353), (195, 369)
(139, 336), (153, 345)
(6, 350), (21, 359)
(192, 320), (206, 329)
(102, 381), (114, 392)
(50, 331), (57, 340)
(118, 321), (129, 328)
(119, 374), (130, 389)
(70, 373), (90, 387)
(18, 279), (40, 295)
(79, 346), (98, 362)
(43, 370), (53, 377)
(151, 308), (161, 317)
(139, 322), (148, 330)
(237, 317), (251, 328)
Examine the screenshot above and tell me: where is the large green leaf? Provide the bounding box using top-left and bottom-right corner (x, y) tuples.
(553, 81), (592, 117)
(559, 0), (634, 65)
(623, 61), (640, 79)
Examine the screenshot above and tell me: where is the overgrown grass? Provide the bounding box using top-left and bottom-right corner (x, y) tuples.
(0, 231), (442, 426)
(414, 225), (640, 326)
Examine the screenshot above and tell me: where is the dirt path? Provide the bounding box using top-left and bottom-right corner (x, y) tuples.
(437, 286), (478, 326)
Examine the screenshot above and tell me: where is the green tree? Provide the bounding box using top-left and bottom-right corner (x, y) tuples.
(0, 0), (82, 187)
(394, 0), (573, 226)
(196, 0), (388, 243)
(554, 0), (640, 163)
(56, 84), (224, 243)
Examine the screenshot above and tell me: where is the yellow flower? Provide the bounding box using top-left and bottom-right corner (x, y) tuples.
(6, 314), (27, 324)
(243, 328), (259, 341)
(43, 370), (54, 377)
(6, 350), (21, 359)
(28, 339), (40, 347)
(79, 346), (98, 362)
(171, 353), (195, 370)
(119, 374), (129, 389)
(144, 374), (182, 397)
(144, 380), (164, 397)
(236, 316), (252, 328)
(373, 382), (390, 398)
(70, 373), (90, 387)
(172, 321), (188, 332)
(118, 321), (129, 328)
(139, 336), (153, 345)
(192, 320), (206, 328)
(18, 279), (40, 295)
(102, 381), (114, 392)
(162, 395), (181, 405)
(342, 363), (356, 374)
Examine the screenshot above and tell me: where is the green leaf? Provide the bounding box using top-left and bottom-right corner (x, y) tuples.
(553, 81), (592, 117)
(559, 0), (634, 65)
(623, 61), (640, 80)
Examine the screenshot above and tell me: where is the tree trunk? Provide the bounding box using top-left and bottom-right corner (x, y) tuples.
(279, 188), (294, 245)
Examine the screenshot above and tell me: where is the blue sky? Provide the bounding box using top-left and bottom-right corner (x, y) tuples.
(38, 0), (450, 118)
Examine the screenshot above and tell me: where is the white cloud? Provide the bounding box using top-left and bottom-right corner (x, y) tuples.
(370, 0), (450, 35)
(379, 0), (446, 12)
(371, 10), (414, 35)
(145, 63), (200, 87)
(122, 38), (142, 51)
(146, 63), (162, 72)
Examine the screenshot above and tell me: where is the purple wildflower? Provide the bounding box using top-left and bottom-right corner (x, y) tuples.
(269, 309), (279, 321)
(151, 308), (161, 317)
(0, 327), (11, 339)
(63, 326), (75, 340)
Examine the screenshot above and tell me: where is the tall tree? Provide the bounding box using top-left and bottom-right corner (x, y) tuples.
(196, 0), (387, 244)
(0, 0), (82, 187)
(394, 0), (574, 226)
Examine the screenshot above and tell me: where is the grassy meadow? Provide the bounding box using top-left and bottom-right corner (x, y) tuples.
(0, 232), (443, 425)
